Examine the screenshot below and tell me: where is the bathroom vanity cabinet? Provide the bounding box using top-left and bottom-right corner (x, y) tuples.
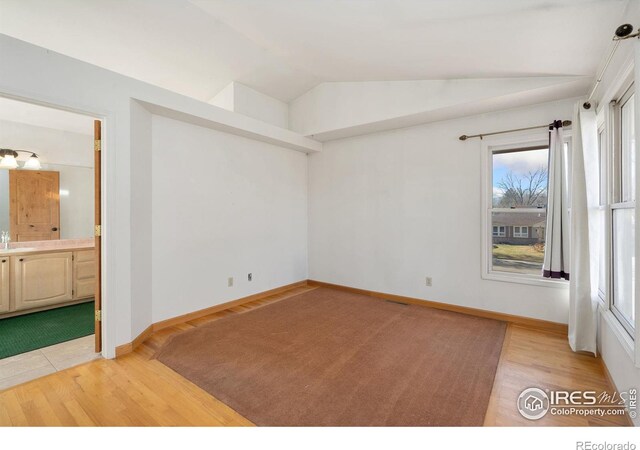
(0, 247), (95, 318)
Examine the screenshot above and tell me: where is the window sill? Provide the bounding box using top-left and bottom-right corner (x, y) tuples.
(482, 271), (569, 289)
(599, 306), (635, 361)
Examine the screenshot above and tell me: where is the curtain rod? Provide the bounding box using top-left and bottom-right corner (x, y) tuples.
(584, 23), (639, 110)
(458, 120), (571, 141)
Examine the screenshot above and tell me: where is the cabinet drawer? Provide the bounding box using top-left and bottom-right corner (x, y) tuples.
(14, 252), (73, 311)
(75, 278), (95, 299)
(75, 260), (95, 281)
(75, 250), (95, 263)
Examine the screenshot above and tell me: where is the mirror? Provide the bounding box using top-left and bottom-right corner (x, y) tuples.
(0, 164), (94, 242)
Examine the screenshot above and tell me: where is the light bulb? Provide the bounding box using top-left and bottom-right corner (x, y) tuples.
(23, 153), (41, 170)
(0, 154), (18, 169)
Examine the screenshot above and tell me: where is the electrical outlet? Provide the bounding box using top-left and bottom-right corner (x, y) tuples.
(248, 273), (252, 282)
(425, 277), (432, 287)
(228, 277), (234, 287)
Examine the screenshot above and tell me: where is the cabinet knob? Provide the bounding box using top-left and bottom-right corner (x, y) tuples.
(19, 258), (23, 262)
(1, 259), (5, 263)
(52, 227), (58, 231)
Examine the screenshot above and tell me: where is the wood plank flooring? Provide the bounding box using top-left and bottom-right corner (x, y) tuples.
(0, 285), (630, 426)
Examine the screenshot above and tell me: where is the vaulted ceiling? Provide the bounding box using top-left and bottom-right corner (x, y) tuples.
(0, 0), (630, 103)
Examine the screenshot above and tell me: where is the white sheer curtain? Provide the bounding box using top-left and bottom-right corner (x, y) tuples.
(568, 102), (600, 354)
(543, 120), (570, 280)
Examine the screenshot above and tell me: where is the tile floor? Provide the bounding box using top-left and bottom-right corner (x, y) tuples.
(0, 335), (101, 390)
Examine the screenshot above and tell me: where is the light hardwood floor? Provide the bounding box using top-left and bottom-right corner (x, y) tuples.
(0, 285), (631, 426)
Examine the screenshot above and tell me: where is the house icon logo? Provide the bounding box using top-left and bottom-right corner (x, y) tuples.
(517, 388), (550, 420)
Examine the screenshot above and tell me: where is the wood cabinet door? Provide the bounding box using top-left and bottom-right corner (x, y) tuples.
(13, 252), (73, 311)
(9, 170), (61, 242)
(74, 250), (95, 299)
(0, 257), (9, 313)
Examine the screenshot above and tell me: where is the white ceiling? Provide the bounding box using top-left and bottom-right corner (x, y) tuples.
(0, 97), (95, 135)
(0, 0), (630, 102)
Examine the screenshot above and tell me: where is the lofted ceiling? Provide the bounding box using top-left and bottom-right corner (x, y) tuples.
(0, 0), (630, 103)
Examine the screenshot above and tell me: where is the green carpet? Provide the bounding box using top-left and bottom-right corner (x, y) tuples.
(0, 301), (94, 359)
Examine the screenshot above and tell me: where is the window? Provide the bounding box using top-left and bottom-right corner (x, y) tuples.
(488, 144), (550, 278)
(513, 226), (529, 238)
(610, 84), (636, 334)
(493, 226), (506, 237)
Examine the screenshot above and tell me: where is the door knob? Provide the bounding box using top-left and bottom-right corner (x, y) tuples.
(52, 227), (58, 231)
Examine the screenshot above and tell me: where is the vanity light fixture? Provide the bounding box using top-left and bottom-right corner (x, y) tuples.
(0, 148), (42, 170)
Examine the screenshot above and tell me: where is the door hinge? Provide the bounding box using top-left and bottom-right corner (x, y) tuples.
(94, 139), (101, 152)
(95, 310), (102, 321)
(95, 225), (101, 237)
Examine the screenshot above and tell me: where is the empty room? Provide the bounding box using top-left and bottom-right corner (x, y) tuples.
(0, 0), (639, 447)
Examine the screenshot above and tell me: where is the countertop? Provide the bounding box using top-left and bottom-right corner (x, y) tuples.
(0, 239), (94, 257)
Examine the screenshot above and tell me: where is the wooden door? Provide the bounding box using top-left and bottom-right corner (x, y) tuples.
(9, 170), (60, 242)
(13, 252), (73, 311)
(94, 120), (102, 352)
(0, 257), (9, 313)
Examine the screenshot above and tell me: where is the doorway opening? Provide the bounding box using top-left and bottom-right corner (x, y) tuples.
(0, 96), (103, 389)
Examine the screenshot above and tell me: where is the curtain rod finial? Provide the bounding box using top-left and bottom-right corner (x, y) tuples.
(562, 120), (572, 127)
(459, 135), (468, 141)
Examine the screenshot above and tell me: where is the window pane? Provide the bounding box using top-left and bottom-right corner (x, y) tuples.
(492, 148), (549, 208)
(491, 211), (546, 275)
(598, 209), (606, 300)
(613, 208), (635, 329)
(621, 94), (635, 202)
(598, 130), (606, 206)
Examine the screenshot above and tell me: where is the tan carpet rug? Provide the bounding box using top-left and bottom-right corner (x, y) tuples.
(155, 287), (506, 426)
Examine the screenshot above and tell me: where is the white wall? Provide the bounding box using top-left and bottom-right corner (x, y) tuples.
(151, 115), (308, 322)
(0, 119), (93, 167)
(47, 163), (93, 239)
(210, 82), (234, 111)
(308, 98), (575, 323)
(0, 34), (319, 357)
(211, 82), (289, 129)
(0, 171), (8, 232)
(129, 100), (153, 337)
(289, 78), (589, 139)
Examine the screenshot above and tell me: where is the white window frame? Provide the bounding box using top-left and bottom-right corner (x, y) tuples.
(481, 131), (570, 288)
(493, 226), (506, 237)
(610, 82), (636, 337)
(513, 226), (529, 238)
